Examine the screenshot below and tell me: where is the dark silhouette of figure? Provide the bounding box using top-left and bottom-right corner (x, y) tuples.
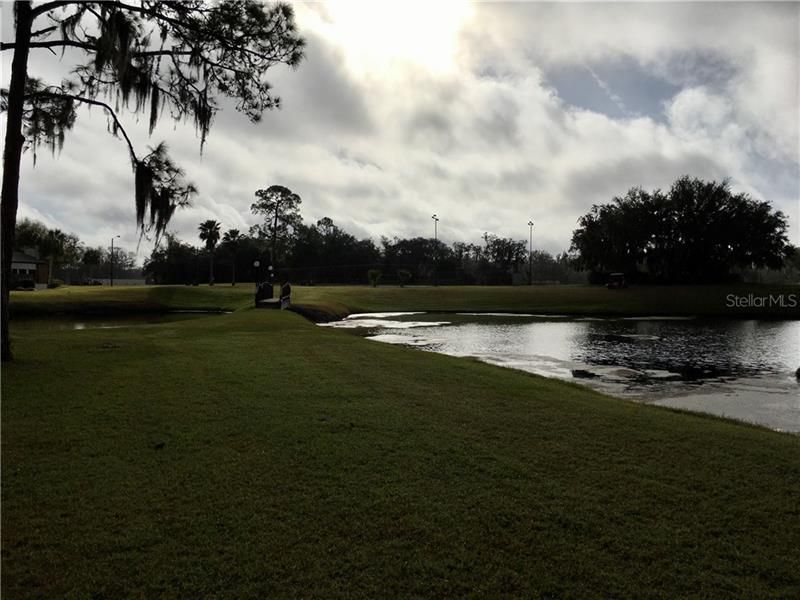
(280, 279), (292, 309)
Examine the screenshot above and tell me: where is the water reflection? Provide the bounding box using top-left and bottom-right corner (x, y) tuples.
(325, 313), (800, 432)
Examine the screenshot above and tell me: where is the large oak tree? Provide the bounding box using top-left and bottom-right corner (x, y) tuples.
(570, 176), (791, 283)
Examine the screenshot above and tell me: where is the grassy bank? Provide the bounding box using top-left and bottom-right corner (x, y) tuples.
(292, 283), (800, 320)
(9, 284), (254, 315)
(10, 282), (800, 319)
(3, 308), (799, 597)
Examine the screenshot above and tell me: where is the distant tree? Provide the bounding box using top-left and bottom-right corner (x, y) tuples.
(367, 269), (382, 287)
(81, 247), (102, 265)
(105, 247), (137, 272)
(528, 250), (586, 283)
(316, 216), (336, 237)
(383, 237), (433, 282)
(485, 235), (527, 272)
(221, 229), (243, 286)
(13, 218), (96, 281)
(251, 185), (302, 267)
(286, 217), (380, 283)
(1, 1), (305, 360)
(145, 230), (269, 285)
(82, 247), (102, 278)
(198, 220), (221, 285)
(38, 228), (67, 284)
(461, 234), (526, 284)
(14, 217), (48, 250)
(785, 246), (800, 274)
(17, 225), (81, 284)
(144, 232), (196, 284)
(397, 269), (412, 287)
(570, 176), (791, 283)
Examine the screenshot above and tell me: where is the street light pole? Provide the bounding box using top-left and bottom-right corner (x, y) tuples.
(431, 214), (439, 286)
(110, 235), (120, 287)
(528, 220), (534, 285)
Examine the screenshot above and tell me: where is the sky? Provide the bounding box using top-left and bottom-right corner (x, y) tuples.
(2, 1), (799, 261)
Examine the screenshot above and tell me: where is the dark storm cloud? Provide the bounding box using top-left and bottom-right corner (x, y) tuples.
(250, 31), (373, 140)
(563, 152), (728, 210)
(473, 92), (521, 147)
(405, 109), (454, 152)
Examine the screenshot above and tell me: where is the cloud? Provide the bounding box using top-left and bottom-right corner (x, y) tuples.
(467, 1), (799, 165)
(2, 1), (797, 264)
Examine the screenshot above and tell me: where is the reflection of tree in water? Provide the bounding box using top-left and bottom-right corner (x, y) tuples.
(571, 319), (788, 381)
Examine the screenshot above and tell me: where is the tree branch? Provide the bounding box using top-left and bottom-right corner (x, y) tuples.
(98, 1), (298, 63)
(3, 39), (92, 52)
(31, 25), (58, 37)
(30, 91), (138, 165)
(31, 1), (81, 18)
(96, 1), (188, 32)
(2, 38), (198, 60)
(133, 49), (194, 59)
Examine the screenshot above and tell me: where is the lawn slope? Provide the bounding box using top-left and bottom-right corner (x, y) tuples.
(3, 309), (799, 598)
(292, 283), (800, 319)
(9, 284), (253, 315)
(10, 282), (800, 319)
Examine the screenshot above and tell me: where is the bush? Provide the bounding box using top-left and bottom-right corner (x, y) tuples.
(397, 269), (412, 287)
(11, 279), (35, 291)
(367, 269), (382, 287)
(47, 279), (64, 289)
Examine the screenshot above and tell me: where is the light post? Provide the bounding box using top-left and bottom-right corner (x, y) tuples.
(528, 220), (534, 285)
(431, 214), (439, 286)
(110, 235), (120, 287)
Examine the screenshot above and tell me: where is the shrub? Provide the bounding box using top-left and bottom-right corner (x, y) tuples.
(367, 269), (382, 288)
(47, 279), (64, 289)
(397, 269), (412, 287)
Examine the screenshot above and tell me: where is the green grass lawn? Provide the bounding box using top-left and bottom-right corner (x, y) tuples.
(292, 282), (800, 319)
(3, 306), (799, 597)
(10, 281), (800, 319)
(9, 284), (254, 315)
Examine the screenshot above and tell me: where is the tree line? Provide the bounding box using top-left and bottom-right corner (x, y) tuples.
(13, 218), (139, 286)
(144, 186), (584, 286)
(149, 228), (584, 287)
(14, 175), (797, 289)
(148, 175), (797, 287)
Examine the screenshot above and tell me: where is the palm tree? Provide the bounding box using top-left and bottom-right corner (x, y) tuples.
(222, 229), (243, 286)
(198, 220), (221, 285)
(39, 229), (67, 285)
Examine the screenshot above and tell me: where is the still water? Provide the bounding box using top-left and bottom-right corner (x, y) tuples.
(323, 313), (800, 433)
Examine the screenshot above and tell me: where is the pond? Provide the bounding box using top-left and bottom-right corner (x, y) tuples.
(322, 312), (800, 433)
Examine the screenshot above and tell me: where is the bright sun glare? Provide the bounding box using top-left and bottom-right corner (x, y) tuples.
(305, 0), (474, 74)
